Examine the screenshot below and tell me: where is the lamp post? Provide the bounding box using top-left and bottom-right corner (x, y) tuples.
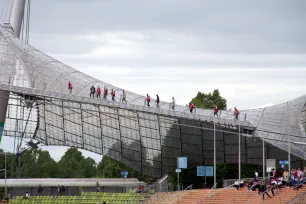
(213, 116), (216, 187)
(238, 114), (241, 182)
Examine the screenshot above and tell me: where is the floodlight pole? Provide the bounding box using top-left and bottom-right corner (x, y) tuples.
(238, 114), (241, 182)
(286, 103), (291, 172)
(213, 116), (216, 187)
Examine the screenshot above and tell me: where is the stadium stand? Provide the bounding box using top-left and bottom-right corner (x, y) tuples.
(147, 185), (306, 204)
(9, 192), (145, 204)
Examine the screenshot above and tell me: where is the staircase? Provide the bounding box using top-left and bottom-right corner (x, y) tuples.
(248, 186), (306, 204)
(147, 186), (306, 204)
(170, 188), (256, 203)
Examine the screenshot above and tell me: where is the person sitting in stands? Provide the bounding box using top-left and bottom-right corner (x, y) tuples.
(283, 169), (289, 186)
(287, 174), (295, 187)
(234, 180), (244, 190)
(277, 177), (283, 188)
(295, 176), (303, 190)
(247, 180), (253, 189)
(249, 180), (260, 191)
(25, 192), (30, 199)
(136, 185), (143, 193)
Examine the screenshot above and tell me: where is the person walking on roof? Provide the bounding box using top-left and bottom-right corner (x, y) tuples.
(189, 103), (195, 113)
(122, 90), (127, 103)
(171, 97), (175, 110)
(214, 105), (218, 117)
(234, 107), (239, 120)
(156, 94), (160, 108)
(146, 94), (150, 106)
(97, 86), (101, 98)
(111, 89), (116, 101)
(68, 82), (72, 93)
(103, 87), (108, 99)
(90, 85), (95, 98)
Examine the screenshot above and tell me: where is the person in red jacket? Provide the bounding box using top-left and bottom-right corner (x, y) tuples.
(214, 105), (218, 117)
(68, 82), (72, 93)
(111, 89), (116, 101)
(234, 107), (239, 120)
(189, 103), (195, 113)
(97, 86), (101, 98)
(146, 94), (150, 106)
(103, 87), (108, 99)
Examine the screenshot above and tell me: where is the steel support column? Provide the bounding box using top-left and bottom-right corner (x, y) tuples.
(117, 109), (124, 162)
(62, 100), (66, 146)
(98, 106), (104, 155)
(80, 104), (85, 148)
(136, 112), (143, 173)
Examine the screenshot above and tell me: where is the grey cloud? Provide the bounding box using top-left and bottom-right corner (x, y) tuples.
(22, 0), (306, 54)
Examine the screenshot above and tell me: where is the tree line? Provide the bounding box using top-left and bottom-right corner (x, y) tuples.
(0, 148), (146, 181)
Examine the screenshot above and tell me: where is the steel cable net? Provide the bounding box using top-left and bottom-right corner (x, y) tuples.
(1, 25), (306, 176)
(0, 26), (255, 126)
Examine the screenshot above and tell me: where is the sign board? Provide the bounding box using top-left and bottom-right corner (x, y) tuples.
(197, 166), (214, 177)
(175, 169), (181, 173)
(197, 166), (205, 176)
(177, 157), (187, 169)
(121, 171), (128, 177)
(279, 160), (288, 165)
(205, 166), (214, 177)
(266, 159), (276, 168)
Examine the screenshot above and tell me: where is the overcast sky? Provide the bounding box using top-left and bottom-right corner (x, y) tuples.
(0, 0), (306, 162)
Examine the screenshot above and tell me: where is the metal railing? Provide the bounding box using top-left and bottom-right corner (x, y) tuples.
(205, 183), (217, 197)
(206, 183), (238, 199)
(245, 183), (278, 204)
(293, 179), (306, 190)
(184, 184), (193, 191)
(142, 175), (169, 203)
(223, 177), (265, 187)
(286, 179), (306, 204)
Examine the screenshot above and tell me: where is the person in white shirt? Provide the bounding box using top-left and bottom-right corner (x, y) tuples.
(234, 180), (240, 190)
(25, 192), (30, 199)
(255, 171), (259, 178)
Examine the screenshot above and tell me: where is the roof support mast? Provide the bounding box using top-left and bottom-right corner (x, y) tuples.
(9, 0), (26, 38)
(0, 0), (26, 142)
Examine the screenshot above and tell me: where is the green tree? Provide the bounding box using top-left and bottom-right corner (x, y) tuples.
(19, 149), (59, 178)
(58, 147), (97, 178)
(79, 157), (97, 178)
(191, 89), (227, 110)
